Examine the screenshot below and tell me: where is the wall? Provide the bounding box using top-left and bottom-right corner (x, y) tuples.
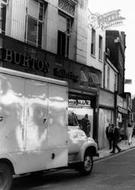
(5, 0), (86, 62)
(104, 59), (118, 92)
(6, 0), (58, 53)
(45, 1), (58, 53)
(75, 0), (88, 64)
(86, 4), (106, 87)
(106, 30), (126, 95)
(6, 0), (26, 40)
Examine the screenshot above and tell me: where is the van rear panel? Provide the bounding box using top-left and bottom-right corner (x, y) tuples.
(0, 68), (68, 174)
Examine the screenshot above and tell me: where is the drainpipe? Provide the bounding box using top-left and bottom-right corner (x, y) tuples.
(114, 90), (118, 126)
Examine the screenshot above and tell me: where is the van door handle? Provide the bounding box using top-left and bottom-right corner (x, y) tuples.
(0, 116), (4, 122)
(43, 118), (47, 124)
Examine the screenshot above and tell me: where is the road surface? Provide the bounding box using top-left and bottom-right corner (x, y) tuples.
(12, 148), (135, 190)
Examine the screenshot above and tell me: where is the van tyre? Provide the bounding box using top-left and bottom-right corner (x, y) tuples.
(0, 162), (13, 190)
(79, 152), (93, 175)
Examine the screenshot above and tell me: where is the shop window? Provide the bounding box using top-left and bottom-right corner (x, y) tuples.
(91, 28), (96, 56)
(99, 35), (103, 60)
(25, 0), (46, 47)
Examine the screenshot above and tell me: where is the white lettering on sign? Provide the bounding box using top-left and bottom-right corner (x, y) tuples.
(88, 9), (125, 30)
(69, 99), (91, 107)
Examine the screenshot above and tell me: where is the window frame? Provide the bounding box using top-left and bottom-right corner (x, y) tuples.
(25, 0), (45, 47)
(0, 5), (6, 34)
(57, 11), (73, 58)
(114, 73), (117, 92)
(99, 35), (103, 61)
(91, 28), (96, 56)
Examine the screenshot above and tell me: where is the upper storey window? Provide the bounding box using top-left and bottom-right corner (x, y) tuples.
(0, 2), (6, 34)
(99, 35), (103, 60)
(25, 0), (46, 47)
(91, 28), (96, 56)
(58, 0), (76, 17)
(57, 13), (73, 58)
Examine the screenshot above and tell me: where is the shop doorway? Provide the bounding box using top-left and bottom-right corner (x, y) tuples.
(68, 99), (94, 137)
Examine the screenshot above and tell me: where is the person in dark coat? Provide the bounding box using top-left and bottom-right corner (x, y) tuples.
(106, 123), (113, 149)
(110, 124), (121, 153)
(81, 114), (91, 137)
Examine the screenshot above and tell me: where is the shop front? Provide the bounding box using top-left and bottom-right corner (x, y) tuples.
(0, 34), (101, 141)
(98, 89), (115, 149)
(68, 93), (96, 138)
(117, 95), (128, 139)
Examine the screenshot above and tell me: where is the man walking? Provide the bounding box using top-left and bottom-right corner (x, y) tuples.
(81, 114), (91, 137)
(106, 123), (113, 149)
(110, 124), (121, 153)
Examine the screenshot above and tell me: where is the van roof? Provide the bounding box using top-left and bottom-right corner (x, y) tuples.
(0, 67), (68, 87)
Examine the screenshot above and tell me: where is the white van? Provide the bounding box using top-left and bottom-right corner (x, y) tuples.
(0, 67), (98, 190)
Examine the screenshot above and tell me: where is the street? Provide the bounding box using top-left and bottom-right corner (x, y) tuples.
(11, 148), (135, 190)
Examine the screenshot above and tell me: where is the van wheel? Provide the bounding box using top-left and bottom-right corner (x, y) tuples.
(0, 162), (13, 190)
(79, 152), (93, 175)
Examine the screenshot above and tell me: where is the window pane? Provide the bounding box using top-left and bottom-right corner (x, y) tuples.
(0, 7), (6, 33)
(38, 22), (42, 47)
(0, 8), (2, 33)
(99, 36), (103, 60)
(26, 0), (45, 47)
(39, 2), (44, 20)
(27, 16), (37, 45)
(28, 0), (39, 19)
(57, 31), (66, 56)
(91, 28), (96, 55)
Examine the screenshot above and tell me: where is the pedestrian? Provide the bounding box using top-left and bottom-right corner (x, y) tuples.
(110, 124), (121, 153)
(68, 112), (79, 126)
(81, 114), (91, 137)
(127, 122), (133, 145)
(132, 122), (135, 137)
(105, 123), (113, 149)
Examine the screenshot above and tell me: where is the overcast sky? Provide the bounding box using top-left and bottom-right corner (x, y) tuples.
(88, 0), (135, 96)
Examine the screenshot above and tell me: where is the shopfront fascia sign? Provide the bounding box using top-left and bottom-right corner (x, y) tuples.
(80, 68), (100, 87)
(69, 99), (91, 107)
(2, 48), (49, 73)
(53, 61), (100, 88)
(99, 89), (114, 108)
(0, 36), (100, 93)
(53, 68), (78, 82)
(117, 95), (123, 108)
(117, 106), (128, 114)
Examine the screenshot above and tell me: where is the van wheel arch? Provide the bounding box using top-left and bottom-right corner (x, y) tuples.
(85, 146), (97, 156)
(0, 159), (14, 190)
(0, 158), (15, 174)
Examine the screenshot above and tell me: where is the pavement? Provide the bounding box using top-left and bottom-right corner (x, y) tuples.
(94, 137), (135, 161)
